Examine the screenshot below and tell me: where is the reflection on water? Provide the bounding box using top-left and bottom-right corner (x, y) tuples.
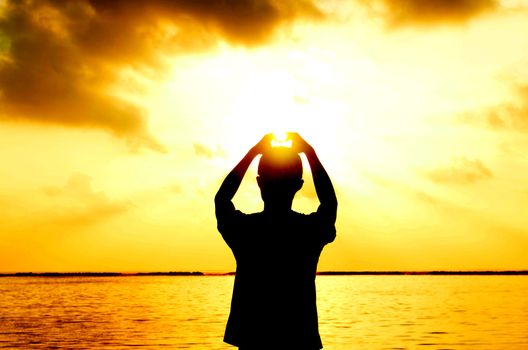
(317, 276), (528, 349)
(0, 276), (527, 349)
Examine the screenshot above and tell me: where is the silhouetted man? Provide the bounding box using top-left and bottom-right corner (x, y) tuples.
(215, 133), (337, 349)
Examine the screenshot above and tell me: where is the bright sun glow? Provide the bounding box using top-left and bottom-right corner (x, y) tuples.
(271, 131), (292, 148)
(272, 131), (288, 142)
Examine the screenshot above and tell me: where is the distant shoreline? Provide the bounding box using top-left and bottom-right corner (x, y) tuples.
(0, 270), (527, 277)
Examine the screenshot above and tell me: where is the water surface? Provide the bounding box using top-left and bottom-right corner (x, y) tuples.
(0, 275), (527, 349)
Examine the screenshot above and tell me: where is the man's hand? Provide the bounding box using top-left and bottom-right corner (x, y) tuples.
(288, 132), (313, 155)
(252, 133), (274, 155)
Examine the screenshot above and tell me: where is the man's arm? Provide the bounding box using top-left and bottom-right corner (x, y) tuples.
(291, 133), (337, 224)
(215, 134), (272, 211)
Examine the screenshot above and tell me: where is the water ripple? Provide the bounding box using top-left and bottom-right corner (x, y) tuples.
(0, 275), (527, 349)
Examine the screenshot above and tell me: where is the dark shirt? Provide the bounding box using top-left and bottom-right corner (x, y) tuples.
(216, 201), (336, 349)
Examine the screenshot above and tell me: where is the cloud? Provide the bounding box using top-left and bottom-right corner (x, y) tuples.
(458, 84), (528, 132)
(425, 157), (493, 185)
(362, 170), (441, 205)
(42, 173), (131, 226)
(166, 183), (183, 194)
(373, 0), (497, 28)
(193, 143), (225, 159)
(0, 0), (321, 150)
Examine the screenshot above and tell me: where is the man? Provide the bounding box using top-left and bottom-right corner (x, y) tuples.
(215, 132), (337, 349)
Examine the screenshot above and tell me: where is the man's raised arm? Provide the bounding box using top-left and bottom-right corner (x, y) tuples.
(215, 134), (272, 210)
(291, 133), (337, 223)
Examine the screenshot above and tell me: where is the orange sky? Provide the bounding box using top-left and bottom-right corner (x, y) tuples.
(1, 0), (527, 272)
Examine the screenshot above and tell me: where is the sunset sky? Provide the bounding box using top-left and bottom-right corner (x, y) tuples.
(1, 0), (527, 272)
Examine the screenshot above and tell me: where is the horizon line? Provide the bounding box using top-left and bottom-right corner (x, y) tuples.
(1, 270), (528, 277)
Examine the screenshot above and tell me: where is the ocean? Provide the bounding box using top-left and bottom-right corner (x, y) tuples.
(0, 275), (527, 349)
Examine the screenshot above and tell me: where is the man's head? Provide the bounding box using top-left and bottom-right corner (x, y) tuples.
(257, 147), (303, 207)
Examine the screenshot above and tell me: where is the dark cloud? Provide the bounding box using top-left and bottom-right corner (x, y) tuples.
(374, 0), (497, 28)
(426, 157), (493, 185)
(0, 0), (321, 150)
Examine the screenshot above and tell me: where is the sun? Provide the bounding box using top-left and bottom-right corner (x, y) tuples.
(217, 66), (346, 162)
(158, 45), (385, 185)
(272, 131), (288, 143)
(271, 131), (293, 148)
